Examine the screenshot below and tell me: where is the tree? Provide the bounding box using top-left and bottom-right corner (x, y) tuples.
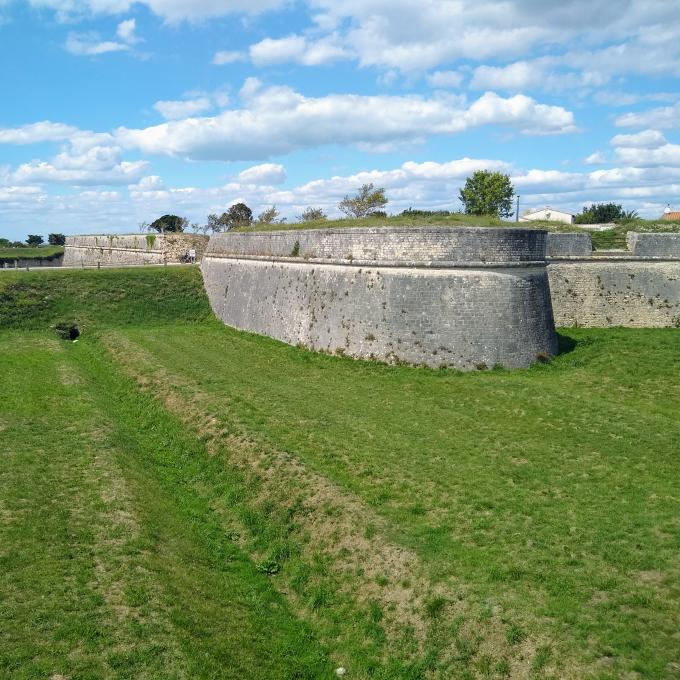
(149, 214), (188, 233)
(338, 183), (388, 218)
(206, 213), (226, 233)
(459, 171), (515, 218)
(48, 233), (66, 246)
(256, 205), (286, 225)
(297, 207), (327, 222)
(225, 202), (253, 228)
(574, 203), (626, 224)
(26, 234), (44, 246)
(206, 203), (254, 232)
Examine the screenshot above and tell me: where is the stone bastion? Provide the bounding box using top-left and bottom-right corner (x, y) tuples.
(201, 227), (559, 370)
(62, 233), (208, 267)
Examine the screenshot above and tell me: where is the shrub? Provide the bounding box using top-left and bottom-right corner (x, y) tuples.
(338, 183), (388, 218)
(297, 207), (327, 222)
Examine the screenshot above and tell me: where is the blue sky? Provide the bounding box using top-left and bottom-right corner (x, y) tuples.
(1, 0), (680, 240)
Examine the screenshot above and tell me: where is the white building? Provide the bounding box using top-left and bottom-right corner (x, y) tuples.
(519, 207), (575, 225)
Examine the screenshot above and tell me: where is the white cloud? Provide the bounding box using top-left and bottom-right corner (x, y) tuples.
(238, 163), (286, 185)
(615, 101), (680, 129)
(584, 151), (607, 165)
(65, 32), (130, 56)
(0, 186), (45, 203)
(614, 144), (680, 168)
(131, 175), (166, 190)
(593, 91), (678, 107)
(610, 129), (667, 149)
(11, 143), (148, 185)
(116, 84), (576, 161)
(153, 97), (214, 120)
(212, 50), (246, 65)
(116, 18), (137, 43)
(465, 92), (576, 135)
(0, 121), (79, 144)
(249, 34), (349, 66)
(426, 71), (464, 89)
(470, 61), (547, 91)
(65, 17), (137, 55)
(28, 0), (286, 21)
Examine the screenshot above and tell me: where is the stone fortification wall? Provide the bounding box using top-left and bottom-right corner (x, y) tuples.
(548, 261), (680, 328)
(63, 233), (208, 267)
(545, 233), (592, 257)
(547, 232), (680, 327)
(202, 227), (558, 370)
(626, 232), (680, 257)
(1, 255), (64, 269)
(207, 227), (546, 263)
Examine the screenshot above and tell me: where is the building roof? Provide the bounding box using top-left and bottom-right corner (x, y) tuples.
(522, 207), (574, 217)
(662, 211), (680, 220)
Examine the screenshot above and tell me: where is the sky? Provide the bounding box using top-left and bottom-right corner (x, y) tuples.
(1, 0), (680, 240)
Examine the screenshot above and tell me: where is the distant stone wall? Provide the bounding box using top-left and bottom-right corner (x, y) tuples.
(548, 261), (680, 328)
(545, 233), (592, 257)
(1, 255), (64, 269)
(547, 232), (680, 327)
(202, 227), (558, 370)
(626, 232), (680, 257)
(63, 233), (208, 267)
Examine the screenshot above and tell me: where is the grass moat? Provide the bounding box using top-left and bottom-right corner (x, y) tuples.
(1, 267), (678, 679)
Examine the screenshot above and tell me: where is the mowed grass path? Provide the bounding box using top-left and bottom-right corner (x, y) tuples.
(1, 268), (679, 678)
(0, 336), (330, 677)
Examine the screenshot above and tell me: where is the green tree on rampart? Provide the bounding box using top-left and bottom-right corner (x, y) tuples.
(459, 170), (515, 218)
(149, 215), (188, 233)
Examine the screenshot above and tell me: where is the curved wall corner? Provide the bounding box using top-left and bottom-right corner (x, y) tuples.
(201, 227), (559, 370)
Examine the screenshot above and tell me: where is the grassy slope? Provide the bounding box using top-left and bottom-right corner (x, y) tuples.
(0, 267), (214, 330)
(0, 306), (331, 677)
(1, 268), (679, 678)
(116, 324), (680, 678)
(0, 246), (64, 263)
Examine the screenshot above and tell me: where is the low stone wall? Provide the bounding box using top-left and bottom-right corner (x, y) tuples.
(545, 233), (592, 257)
(62, 233), (208, 267)
(1, 255), (64, 269)
(626, 232), (680, 257)
(202, 227), (558, 370)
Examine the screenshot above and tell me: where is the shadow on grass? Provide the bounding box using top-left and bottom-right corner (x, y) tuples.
(557, 332), (578, 355)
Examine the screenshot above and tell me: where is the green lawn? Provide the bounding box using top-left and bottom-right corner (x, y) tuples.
(0, 246), (64, 264)
(1, 268), (679, 679)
